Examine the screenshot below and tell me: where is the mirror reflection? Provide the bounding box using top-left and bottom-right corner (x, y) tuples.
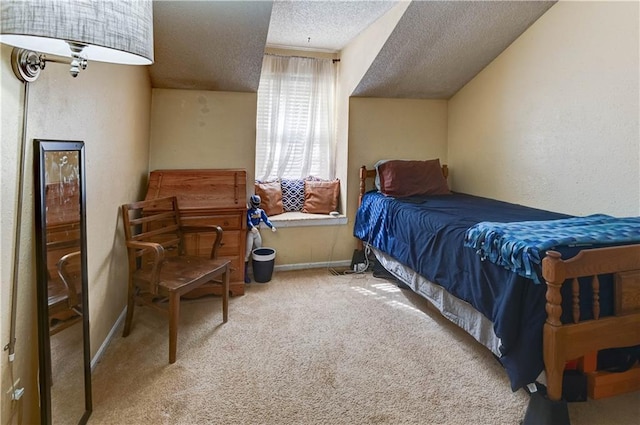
(35, 140), (91, 425)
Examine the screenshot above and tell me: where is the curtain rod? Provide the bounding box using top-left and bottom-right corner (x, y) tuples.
(264, 53), (340, 63)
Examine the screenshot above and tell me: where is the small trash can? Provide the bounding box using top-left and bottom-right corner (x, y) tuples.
(252, 247), (276, 283)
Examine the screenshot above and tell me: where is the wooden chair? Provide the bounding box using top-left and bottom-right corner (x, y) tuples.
(121, 196), (231, 363)
(48, 250), (83, 335)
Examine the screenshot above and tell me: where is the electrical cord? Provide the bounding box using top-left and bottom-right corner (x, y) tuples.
(339, 214), (375, 276)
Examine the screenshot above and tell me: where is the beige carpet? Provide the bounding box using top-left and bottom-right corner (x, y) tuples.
(88, 269), (639, 424)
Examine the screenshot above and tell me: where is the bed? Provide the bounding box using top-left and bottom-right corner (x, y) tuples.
(354, 160), (640, 405)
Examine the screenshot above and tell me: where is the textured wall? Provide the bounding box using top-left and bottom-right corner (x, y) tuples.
(1, 44), (39, 424)
(349, 98), (448, 166)
(448, 1), (639, 216)
(1, 44), (151, 423)
(26, 58), (152, 361)
(149, 89), (257, 193)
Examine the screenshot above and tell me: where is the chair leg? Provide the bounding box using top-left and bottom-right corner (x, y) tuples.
(123, 280), (136, 337)
(169, 292), (180, 364)
(222, 267), (229, 323)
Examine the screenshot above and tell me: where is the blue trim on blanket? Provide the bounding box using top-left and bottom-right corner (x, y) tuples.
(464, 215), (640, 283)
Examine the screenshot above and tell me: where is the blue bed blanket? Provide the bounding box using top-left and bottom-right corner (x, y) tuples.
(464, 214), (640, 283)
(353, 191), (623, 391)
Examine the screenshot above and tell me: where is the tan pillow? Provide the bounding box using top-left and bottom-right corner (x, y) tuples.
(376, 158), (450, 197)
(255, 181), (283, 216)
(302, 179), (340, 214)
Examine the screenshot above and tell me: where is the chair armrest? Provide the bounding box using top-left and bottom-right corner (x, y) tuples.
(126, 240), (165, 258)
(180, 225), (224, 259)
(56, 251), (81, 309)
(126, 241), (165, 291)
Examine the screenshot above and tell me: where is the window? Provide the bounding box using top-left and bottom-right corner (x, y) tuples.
(256, 54), (336, 181)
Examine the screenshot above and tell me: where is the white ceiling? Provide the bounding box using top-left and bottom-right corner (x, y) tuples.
(353, 0), (556, 98)
(266, 0), (398, 52)
(151, 1), (272, 91)
(150, 0), (556, 98)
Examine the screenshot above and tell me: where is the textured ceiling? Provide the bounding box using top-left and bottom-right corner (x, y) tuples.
(150, 0), (557, 98)
(353, 1), (556, 98)
(267, 1), (397, 52)
(150, 1), (272, 91)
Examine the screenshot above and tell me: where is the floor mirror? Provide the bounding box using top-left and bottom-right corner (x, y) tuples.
(34, 140), (92, 425)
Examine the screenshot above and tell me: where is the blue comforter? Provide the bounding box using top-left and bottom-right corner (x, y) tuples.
(354, 191), (618, 391)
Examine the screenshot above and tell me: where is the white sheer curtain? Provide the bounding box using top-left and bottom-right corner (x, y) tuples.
(256, 54), (336, 181)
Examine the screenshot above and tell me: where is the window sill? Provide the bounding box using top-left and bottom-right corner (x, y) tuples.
(264, 211), (347, 228)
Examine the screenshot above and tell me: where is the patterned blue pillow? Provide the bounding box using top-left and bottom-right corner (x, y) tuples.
(280, 179), (305, 212)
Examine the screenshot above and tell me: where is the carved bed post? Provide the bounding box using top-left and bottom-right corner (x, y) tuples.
(359, 166), (367, 207)
(542, 250), (566, 402)
(357, 166), (367, 251)
(544, 251), (564, 327)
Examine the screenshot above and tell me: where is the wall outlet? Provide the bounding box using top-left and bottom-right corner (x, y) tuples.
(350, 249), (366, 272)
(353, 263), (367, 273)
(11, 387), (24, 401)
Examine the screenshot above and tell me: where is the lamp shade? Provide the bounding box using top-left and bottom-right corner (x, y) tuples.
(0, 0), (154, 65)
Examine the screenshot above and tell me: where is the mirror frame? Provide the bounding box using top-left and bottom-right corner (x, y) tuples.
(34, 139), (92, 425)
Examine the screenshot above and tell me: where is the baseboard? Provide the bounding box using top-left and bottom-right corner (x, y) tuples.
(274, 260), (351, 272)
(91, 307), (127, 372)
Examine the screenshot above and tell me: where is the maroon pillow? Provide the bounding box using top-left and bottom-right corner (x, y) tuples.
(376, 159), (450, 197)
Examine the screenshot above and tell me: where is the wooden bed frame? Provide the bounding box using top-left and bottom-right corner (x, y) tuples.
(357, 164), (640, 402)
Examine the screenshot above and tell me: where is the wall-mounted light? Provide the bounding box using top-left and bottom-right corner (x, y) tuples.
(0, 0), (154, 81)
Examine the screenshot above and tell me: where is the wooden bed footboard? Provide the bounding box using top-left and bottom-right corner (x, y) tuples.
(542, 245), (640, 401)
